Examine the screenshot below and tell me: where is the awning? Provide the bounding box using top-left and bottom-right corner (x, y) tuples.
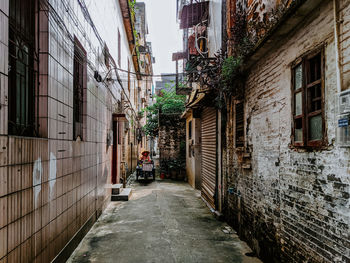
(186, 90), (206, 109)
(180, 1), (209, 29)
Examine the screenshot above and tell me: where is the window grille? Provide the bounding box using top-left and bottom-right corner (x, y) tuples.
(73, 37), (86, 140)
(8, 0), (38, 136)
(235, 101), (244, 147)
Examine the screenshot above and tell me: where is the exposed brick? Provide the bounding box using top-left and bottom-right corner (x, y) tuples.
(224, 1), (350, 262)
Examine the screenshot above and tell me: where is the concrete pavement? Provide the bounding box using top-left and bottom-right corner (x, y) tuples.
(67, 179), (261, 263)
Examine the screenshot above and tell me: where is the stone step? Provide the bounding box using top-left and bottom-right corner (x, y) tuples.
(111, 188), (132, 201)
(111, 184), (123, 195)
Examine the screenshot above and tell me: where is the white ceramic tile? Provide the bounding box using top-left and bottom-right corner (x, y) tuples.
(2, 0), (9, 16)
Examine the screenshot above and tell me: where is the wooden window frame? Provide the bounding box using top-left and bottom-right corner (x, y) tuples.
(73, 36), (87, 140)
(291, 48), (326, 148)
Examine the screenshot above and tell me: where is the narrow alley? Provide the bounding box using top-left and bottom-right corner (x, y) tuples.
(1, 0), (350, 262)
(67, 179), (260, 263)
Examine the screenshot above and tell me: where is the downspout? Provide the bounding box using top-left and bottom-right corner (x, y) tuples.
(333, 0), (342, 93)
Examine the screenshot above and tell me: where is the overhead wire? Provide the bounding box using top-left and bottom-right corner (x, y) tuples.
(41, 0), (209, 80)
(39, 0), (206, 123)
(39, 0), (142, 119)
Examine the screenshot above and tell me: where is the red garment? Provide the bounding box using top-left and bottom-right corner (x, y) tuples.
(141, 155), (150, 162)
(188, 34), (199, 55)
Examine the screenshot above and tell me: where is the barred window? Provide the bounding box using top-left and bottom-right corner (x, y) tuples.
(73, 37), (87, 140)
(235, 101), (244, 147)
(8, 0), (38, 136)
(292, 49), (325, 147)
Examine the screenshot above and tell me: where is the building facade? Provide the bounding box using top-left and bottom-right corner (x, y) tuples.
(177, 0), (225, 210)
(135, 2), (154, 156)
(178, 0), (350, 262)
(0, 0), (152, 261)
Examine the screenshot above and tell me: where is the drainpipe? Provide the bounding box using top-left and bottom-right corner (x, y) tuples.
(333, 0), (342, 93)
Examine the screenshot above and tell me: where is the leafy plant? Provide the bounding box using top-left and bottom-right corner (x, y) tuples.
(129, 0), (140, 60)
(142, 84), (186, 137)
(221, 56), (243, 88)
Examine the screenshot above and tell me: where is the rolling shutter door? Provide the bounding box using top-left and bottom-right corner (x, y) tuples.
(201, 107), (216, 209)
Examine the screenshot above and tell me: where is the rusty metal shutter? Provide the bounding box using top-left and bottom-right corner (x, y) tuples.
(201, 107), (217, 209)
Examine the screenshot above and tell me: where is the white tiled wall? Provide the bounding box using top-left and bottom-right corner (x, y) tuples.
(0, 0), (139, 261)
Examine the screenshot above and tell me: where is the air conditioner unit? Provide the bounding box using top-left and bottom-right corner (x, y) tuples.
(337, 90), (350, 147)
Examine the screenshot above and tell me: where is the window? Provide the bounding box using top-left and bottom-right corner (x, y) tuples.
(188, 120), (192, 139)
(128, 59), (131, 93)
(235, 101), (244, 147)
(118, 29), (121, 67)
(8, 0), (38, 136)
(292, 49), (325, 147)
(73, 37), (87, 140)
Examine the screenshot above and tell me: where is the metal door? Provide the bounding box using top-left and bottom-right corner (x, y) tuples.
(201, 107), (217, 209)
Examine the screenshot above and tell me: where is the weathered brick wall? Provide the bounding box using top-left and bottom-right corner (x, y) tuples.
(239, 0), (297, 44)
(226, 1), (350, 262)
(158, 115), (186, 161)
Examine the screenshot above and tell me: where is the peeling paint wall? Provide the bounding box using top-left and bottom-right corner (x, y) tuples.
(225, 1), (350, 262)
(185, 114), (202, 189)
(232, 0), (298, 47)
(186, 115), (195, 187)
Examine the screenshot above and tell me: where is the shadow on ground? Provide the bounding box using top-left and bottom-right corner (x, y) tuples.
(67, 179), (261, 263)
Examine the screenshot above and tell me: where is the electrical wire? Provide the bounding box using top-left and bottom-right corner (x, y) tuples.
(41, 0), (210, 81)
(39, 0), (205, 124)
(39, 0), (143, 120)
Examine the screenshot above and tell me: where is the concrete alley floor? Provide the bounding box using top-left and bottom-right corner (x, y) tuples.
(67, 179), (262, 263)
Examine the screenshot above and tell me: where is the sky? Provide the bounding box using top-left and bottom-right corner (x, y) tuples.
(141, 0), (183, 74)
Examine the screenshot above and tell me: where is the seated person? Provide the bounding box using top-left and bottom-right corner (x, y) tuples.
(140, 150), (151, 162)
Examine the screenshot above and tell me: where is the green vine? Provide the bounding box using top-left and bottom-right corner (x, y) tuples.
(221, 56), (243, 89)
(142, 85), (186, 137)
(129, 0), (140, 60)
(185, 6), (251, 108)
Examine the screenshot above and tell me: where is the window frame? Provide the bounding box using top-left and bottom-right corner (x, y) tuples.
(291, 48), (326, 148)
(73, 36), (87, 140)
(235, 100), (244, 148)
(8, 0), (39, 136)
(188, 120), (192, 139)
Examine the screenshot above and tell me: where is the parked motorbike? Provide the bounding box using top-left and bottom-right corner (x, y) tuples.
(136, 159), (155, 181)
